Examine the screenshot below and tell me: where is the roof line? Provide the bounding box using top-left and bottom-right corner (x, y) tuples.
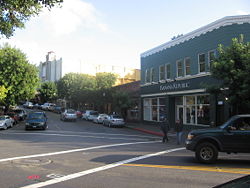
(141, 15), (250, 58)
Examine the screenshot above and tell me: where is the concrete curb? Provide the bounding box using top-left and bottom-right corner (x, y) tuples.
(128, 127), (163, 137)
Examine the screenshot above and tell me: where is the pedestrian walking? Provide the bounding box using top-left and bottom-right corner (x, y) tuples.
(176, 119), (183, 145)
(160, 117), (170, 143)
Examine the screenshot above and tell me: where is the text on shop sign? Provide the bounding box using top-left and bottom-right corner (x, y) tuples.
(160, 82), (190, 91)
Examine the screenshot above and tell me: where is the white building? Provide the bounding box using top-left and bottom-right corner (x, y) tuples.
(38, 52), (62, 82)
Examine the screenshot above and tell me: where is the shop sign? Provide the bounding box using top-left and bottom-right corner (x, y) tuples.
(160, 82), (190, 91)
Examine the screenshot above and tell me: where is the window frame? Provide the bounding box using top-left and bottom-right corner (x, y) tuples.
(159, 65), (165, 81)
(165, 63), (171, 80)
(198, 53), (206, 73)
(184, 57), (191, 76)
(176, 59), (183, 77)
(150, 67), (155, 83)
(208, 50), (216, 71)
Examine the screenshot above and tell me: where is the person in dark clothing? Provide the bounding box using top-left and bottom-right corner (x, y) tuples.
(160, 117), (170, 143)
(175, 119), (184, 145)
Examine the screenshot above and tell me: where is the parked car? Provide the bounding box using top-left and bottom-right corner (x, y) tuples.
(76, 110), (83, 118)
(5, 112), (19, 125)
(103, 115), (125, 127)
(60, 109), (77, 121)
(25, 111), (48, 130)
(48, 103), (56, 111)
(53, 106), (62, 114)
(82, 110), (98, 121)
(23, 101), (33, 109)
(0, 115), (13, 130)
(13, 109), (27, 120)
(41, 103), (54, 111)
(93, 114), (108, 124)
(186, 114), (250, 164)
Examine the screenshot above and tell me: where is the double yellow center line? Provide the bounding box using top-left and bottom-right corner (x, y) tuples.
(123, 164), (250, 175)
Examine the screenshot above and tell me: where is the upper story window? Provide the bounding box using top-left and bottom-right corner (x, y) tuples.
(176, 60), (183, 77)
(159, 65), (165, 81)
(184, 57), (191, 76)
(166, 64), (171, 79)
(145, 69), (150, 83)
(208, 50), (216, 71)
(150, 68), (155, 82)
(198, 53), (206, 73)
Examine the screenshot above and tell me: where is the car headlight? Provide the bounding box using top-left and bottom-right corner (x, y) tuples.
(39, 122), (45, 125)
(25, 123), (30, 126)
(187, 133), (195, 140)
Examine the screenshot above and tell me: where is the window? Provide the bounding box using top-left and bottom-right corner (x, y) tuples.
(166, 64), (171, 79)
(198, 54), (206, 73)
(184, 57), (191, 76)
(208, 50), (216, 71)
(150, 68), (155, 82)
(143, 98), (166, 122)
(159, 65), (165, 81)
(176, 95), (210, 126)
(145, 69), (150, 83)
(176, 60), (183, 77)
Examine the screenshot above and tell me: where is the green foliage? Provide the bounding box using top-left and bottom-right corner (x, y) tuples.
(38, 81), (57, 103)
(57, 73), (96, 105)
(0, 44), (39, 107)
(95, 72), (117, 89)
(210, 35), (250, 114)
(0, 0), (63, 38)
(0, 85), (8, 102)
(112, 90), (132, 113)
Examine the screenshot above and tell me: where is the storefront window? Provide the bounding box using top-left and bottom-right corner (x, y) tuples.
(143, 97), (166, 122)
(176, 95), (210, 126)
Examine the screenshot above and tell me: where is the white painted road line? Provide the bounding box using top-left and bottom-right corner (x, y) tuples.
(0, 140), (160, 163)
(1, 132), (153, 141)
(20, 147), (185, 188)
(4, 130), (158, 139)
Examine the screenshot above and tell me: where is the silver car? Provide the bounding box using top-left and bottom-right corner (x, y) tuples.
(103, 115), (125, 127)
(0, 115), (13, 129)
(60, 109), (77, 122)
(93, 114), (108, 124)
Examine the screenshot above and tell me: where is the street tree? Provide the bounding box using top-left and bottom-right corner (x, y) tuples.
(38, 81), (58, 103)
(210, 35), (250, 114)
(0, 86), (8, 102)
(57, 73), (96, 107)
(112, 90), (132, 119)
(0, 0), (63, 38)
(0, 44), (39, 109)
(95, 72), (117, 89)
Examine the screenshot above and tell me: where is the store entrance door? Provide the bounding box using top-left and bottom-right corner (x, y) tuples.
(176, 105), (183, 122)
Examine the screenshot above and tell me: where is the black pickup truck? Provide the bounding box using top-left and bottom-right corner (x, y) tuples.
(186, 114), (250, 163)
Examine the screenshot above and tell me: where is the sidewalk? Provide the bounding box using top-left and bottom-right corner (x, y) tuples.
(125, 122), (189, 144)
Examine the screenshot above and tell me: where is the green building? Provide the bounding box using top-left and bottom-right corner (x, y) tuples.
(140, 15), (250, 129)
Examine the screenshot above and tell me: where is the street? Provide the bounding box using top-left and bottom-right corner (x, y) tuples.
(0, 111), (250, 188)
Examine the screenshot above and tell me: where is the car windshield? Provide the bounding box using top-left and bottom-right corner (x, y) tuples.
(0, 116), (6, 120)
(67, 109), (75, 114)
(28, 113), (44, 119)
(219, 116), (238, 129)
(90, 112), (98, 115)
(112, 115), (122, 119)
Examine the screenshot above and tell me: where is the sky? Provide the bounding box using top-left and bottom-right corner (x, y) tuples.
(1, 0), (250, 75)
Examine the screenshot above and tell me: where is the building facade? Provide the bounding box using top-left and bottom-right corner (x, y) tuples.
(38, 51), (62, 82)
(140, 15), (250, 129)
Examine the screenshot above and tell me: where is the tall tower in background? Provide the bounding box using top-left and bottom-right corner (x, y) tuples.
(38, 51), (62, 82)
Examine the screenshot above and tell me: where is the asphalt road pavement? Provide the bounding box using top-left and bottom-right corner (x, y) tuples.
(0, 110), (250, 188)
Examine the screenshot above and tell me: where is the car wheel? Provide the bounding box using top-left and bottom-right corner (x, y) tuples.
(195, 142), (218, 164)
(4, 124), (8, 130)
